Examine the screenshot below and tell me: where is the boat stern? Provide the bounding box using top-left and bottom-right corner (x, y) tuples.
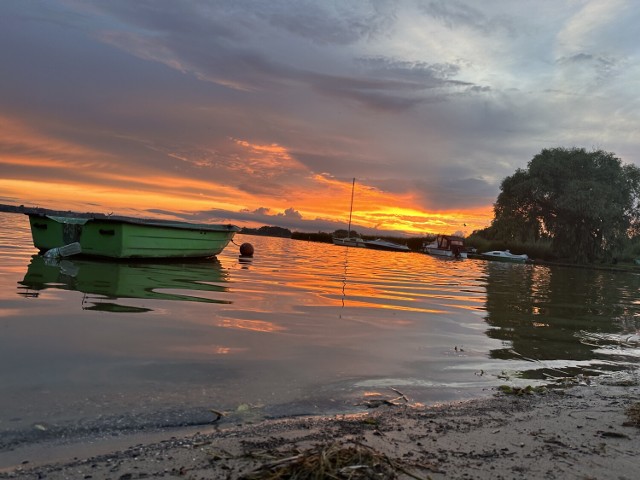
(27, 214), (86, 252)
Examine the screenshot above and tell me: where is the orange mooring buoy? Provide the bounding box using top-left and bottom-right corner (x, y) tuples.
(239, 243), (254, 257)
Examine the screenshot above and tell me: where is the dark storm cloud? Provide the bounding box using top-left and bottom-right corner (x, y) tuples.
(87, 0), (394, 92)
(0, 0), (483, 169)
(88, 0), (481, 112)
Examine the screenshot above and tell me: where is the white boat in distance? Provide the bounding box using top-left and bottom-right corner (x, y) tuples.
(333, 237), (366, 248)
(423, 235), (467, 259)
(363, 238), (410, 252)
(481, 250), (529, 263)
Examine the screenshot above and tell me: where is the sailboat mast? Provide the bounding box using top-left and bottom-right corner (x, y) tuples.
(347, 178), (355, 236)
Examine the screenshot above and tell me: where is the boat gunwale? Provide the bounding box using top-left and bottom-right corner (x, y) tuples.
(29, 213), (241, 233)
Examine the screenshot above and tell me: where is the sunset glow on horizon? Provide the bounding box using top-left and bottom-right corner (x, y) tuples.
(0, 175), (493, 236)
(0, 112), (493, 235)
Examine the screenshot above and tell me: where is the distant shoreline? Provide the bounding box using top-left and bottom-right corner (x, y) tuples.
(0, 203), (110, 219)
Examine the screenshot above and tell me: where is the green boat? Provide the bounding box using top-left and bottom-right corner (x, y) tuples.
(27, 213), (240, 259)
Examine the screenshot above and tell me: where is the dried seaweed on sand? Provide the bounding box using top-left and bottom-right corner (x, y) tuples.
(625, 402), (640, 427)
(240, 440), (423, 480)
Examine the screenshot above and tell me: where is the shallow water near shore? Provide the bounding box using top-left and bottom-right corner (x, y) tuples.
(1, 212), (639, 453)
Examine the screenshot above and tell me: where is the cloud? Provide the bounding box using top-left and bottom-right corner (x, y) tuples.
(262, 0), (396, 46)
(86, 0), (484, 113)
(279, 207), (303, 220)
(555, 52), (626, 87)
(420, 0), (516, 36)
(162, 206), (419, 236)
(251, 207), (271, 215)
(2, 1), (639, 236)
(556, 0), (636, 55)
(169, 207), (344, 233)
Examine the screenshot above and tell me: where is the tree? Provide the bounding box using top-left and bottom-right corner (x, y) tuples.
(333, 229), (359, 238)
(491, 148), (640, 262)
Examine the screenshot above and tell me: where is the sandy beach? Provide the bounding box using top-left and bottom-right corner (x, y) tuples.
(1, 370), (638, 479)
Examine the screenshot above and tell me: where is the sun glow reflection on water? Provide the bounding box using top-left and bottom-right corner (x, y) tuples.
(0, 212), (639, 446)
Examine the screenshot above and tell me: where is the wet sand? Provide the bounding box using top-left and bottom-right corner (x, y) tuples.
(1, 371), (639, 479)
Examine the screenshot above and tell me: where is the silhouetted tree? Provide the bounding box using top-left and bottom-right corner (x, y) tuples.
(241, 226), (292, 237)
(491, 148), (640, 262)
(332, 229), (360, 238)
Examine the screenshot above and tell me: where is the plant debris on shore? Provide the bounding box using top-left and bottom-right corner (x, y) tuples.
(625, 402), (640, 427)
(240, 441), (422, 480)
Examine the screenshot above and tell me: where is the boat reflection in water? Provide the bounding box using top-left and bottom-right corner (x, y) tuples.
(18, 255), (231, 312)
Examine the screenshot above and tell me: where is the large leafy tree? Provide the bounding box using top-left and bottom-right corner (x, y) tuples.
(491, 148), (640, 262)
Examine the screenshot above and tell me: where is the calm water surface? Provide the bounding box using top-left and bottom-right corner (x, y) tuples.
(1, 212), (639, 448)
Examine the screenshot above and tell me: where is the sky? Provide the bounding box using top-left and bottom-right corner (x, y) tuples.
(1, 1), (639, 237)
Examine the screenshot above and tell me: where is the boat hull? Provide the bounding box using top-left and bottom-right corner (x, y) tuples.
(28, 214), (240, 259)
(480, 251), (529, 263)
(422, 235), (466, 258)
(363, 239), (410, 252)
(333, 237), (366, 247)
(425, 247), (468, 259)
(480, 254), (527, 263)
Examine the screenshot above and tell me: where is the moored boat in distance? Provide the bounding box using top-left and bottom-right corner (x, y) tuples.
(423, 235), (467, 259)
(332, 178), (367, 248)
(27, 213), (240, 259)
(332, 236), (366, 248)
(481, 250), (529, 263)
(363, 238), (410, 252)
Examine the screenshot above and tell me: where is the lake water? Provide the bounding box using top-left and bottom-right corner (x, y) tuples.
(1, 212), (639, 450)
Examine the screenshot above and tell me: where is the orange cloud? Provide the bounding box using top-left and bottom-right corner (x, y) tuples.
(232, 139), (307, 177)
(0, 116), (110, 166)
(0, 117), (493, 234)
(0, 178), (243, 219)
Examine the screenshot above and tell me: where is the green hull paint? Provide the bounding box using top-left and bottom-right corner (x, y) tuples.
(28, 214), (240, 259)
